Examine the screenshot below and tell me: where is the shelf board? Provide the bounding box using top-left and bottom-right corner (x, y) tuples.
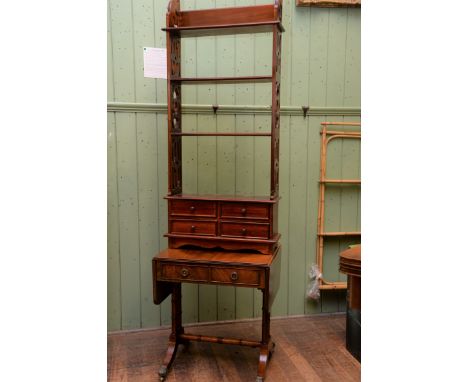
(320, 179), (361, 184)
(165, 194), (279, 204)
(163, 4), (284, 37)
(318, 232), (361, 237)
(171, 76), (272, 83)
(319, 282), (347, 290)
(163, 22), (283, 37)
(171, 132), (271, 137)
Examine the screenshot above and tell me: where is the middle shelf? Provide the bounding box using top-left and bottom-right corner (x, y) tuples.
(171, 132), (271, 137)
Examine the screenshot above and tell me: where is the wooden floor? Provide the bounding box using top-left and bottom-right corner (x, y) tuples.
(108, 314), (360, 382)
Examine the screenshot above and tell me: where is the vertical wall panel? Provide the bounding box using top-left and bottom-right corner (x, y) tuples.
(287, 116), (309, 315)
(154, 0), (167, 104)
(107, 0), (361, 331)
(107, 112), (121, 331)
(107, 1), (115, 102)
(344, 9), (361, 107)
(133, 0), (157, 102)
(325, 9), (348, 106)
(109, 0), (136, 101)
(115, 113), (141, 329)
(137, 113), (161, 328)
(308, 9), (329, 107)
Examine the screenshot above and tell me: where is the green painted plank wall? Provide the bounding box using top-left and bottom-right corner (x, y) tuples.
(107, 0), (360, 331)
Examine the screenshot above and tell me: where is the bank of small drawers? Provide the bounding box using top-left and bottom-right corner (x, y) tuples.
(159, 262), (264, 287)
(168, 198), (274, 241)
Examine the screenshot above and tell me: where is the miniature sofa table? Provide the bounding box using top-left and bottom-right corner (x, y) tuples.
(152, 246), (281, 382)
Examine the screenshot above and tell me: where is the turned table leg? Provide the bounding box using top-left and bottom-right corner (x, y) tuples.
(159, 283), (184, 381)
(256, 281), (274, 382)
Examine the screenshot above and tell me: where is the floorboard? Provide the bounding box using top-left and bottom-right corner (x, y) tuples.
(108, 314), (360, 381)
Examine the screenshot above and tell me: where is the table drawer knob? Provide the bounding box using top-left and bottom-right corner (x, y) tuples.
(241, 228), (247, 235)
(189, 206), (195, 212)
(230, 272), (238, 281)
(181, 268), (189, 277)
(191, 225), (196, 232)
(241, 208), (247, 215)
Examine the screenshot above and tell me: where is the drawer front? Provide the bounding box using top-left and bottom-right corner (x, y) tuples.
(220, 222), (270, 239)
(170, 199), (216, 218)
(220, 202), (269, 220)
(170, 220), (216, 236)
(211, 267), (262, 287)
(160, 263), (209, 282)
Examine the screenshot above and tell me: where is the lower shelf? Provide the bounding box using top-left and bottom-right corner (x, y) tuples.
(319, 282), (347, 290)
(166, 233), (280, 255)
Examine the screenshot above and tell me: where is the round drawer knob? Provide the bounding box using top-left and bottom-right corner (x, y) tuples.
(191, 225), (196, 232)
(241, 228), (247, 235)
(190, 206), (195, 211)
(181, 268), (189, 277)
(241, 208), (247, 215)
(230, 272), (238, 281)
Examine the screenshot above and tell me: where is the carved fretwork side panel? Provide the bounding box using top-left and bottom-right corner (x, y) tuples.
(167, 31), (182, 195)
(270, 25), (282, 199)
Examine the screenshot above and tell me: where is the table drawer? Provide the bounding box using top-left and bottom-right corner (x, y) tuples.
(211, 267), (262, 287)
(220, 202), (269, 220)
(170, 199), (216, 218)
(170, 220), (216, 236)
(220, 222), (270, 239)
(160, 263), (209, 282)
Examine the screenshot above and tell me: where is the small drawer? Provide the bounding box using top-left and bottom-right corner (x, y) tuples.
(170, 199), (216, 218)
(160, 263), (209, 282)
(220, 222), (270, 239)
(211, 267), (262, 287)
(220, 202), (269, 220)
(170, 220), (216, 236)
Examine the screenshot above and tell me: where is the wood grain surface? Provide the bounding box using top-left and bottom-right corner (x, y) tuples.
(108, 314), (360, 381)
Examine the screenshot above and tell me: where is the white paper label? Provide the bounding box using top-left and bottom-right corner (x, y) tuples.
(143, 47), (167, 79)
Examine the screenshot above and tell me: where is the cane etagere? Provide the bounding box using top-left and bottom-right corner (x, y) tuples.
(163, 0), (283, 256)
(316, 122), (361, 290)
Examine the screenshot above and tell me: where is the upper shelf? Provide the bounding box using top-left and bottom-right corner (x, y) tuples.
(171, 76), (272, 83)
(163, 4), (284, 37)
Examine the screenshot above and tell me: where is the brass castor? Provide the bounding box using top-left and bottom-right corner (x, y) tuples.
(158, 365), (168, 381)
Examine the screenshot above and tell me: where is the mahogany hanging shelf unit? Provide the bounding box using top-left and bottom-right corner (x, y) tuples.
(163, 0), (284, 256)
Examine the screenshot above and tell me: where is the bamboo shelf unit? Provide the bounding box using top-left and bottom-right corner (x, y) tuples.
(316, 122), (361, 290)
